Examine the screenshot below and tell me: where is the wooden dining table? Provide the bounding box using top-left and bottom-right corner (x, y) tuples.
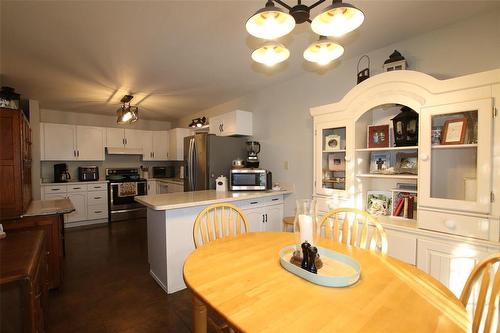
(183, 232), (469, 333)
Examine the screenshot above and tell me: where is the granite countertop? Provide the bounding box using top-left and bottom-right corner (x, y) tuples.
(41, 180), (108, 185)
(135, 189), (291, 211)
(22, 198), (75, 217)
(148, 178), (184, 185)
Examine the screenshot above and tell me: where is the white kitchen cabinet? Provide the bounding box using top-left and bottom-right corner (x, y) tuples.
(153, 131), (169, 160)
(41, 123), (76, 160)
(416, 237), (490, 297)
(169, 128), (192, 160)
(41, 123), (104, 161)
(156, 181), (169, 194)
(385, 228), (417, 265)
(147, 180), (157, 195)
(66, 192), (87, 223)
(142, 131), (154, 161)
(124, 129), (142, 149)
(167, 183), (184, 193)
(244, 203), (283, 232)
(209, 110), (252, 136)
(106, 128), (143, 150)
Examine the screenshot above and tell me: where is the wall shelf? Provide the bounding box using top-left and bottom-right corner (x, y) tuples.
(390, 188), (418, 194)
(323, 150), (346, 153)
(357, 174), (418, 180)
(355, 146), (418, 152)
(431, 144), (478, 150)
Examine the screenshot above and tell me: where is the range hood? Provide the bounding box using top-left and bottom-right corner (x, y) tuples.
(106, 147), (144, 155)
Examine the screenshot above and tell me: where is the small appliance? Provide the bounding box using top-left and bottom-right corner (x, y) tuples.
(78, 166), (99, 181)
(246, 141), (261, 168)
(152, 166), (175, 178)
(216, 176), (228, 192)
(54, 163), (71, 183)
(230, 168), (271, 191)
(232, 159), (246, 169)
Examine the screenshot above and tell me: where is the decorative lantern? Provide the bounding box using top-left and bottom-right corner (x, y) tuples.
(356, 55), (370, 84)
(391, 106), (419, 147)
(383, 50), (407, 72)
(0, 86), (21, 110)
(293, 199), (318, 246)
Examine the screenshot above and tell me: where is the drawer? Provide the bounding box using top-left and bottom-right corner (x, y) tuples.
(418, 209), (490, 240)
(87, 191), (107, 205)
(43, 185), (67, 194)
(87, 205), (107, 220)
(68, 184), (87, 192)
(87, 183), (107, 191)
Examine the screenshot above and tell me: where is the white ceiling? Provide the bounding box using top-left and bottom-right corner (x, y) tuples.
(1, 1), (498, 121)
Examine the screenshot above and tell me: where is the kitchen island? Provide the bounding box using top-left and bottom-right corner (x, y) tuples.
(135, 189), (291, 293)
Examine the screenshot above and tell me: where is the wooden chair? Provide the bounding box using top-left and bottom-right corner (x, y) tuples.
(318, 208), (388, 255)
(282, 216), (295, 232)
(193, 203), (249, 248)
(192, 203), (249, 333)
(459, 253), (500, 333)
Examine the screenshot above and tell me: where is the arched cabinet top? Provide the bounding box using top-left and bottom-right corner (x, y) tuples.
(310, 69), (500, 119)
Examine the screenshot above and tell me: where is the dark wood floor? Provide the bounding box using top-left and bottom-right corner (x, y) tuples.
(47, 219), (202, 333)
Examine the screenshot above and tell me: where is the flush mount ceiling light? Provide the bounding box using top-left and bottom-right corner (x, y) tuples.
(117, 95), (138, 125)
(246, 0), (363, 66)
(303, 35), (344, 65)
(251, 41), (290, 66)
(189, 117), (207, 128)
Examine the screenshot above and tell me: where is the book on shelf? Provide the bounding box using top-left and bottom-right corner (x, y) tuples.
(392, 192), (416, 219)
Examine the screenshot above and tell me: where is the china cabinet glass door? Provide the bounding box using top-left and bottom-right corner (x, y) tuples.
(315, 122), (350, 196)
(419, 98), (493, 213)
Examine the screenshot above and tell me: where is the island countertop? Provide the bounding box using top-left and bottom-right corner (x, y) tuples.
(135, 190), (291, 211)
(22, 198), (75, 217)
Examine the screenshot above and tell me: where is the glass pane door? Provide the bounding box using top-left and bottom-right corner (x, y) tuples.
(321, 127), (346, 191)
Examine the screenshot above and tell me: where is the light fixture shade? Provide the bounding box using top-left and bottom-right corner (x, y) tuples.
(251, 41), (290, 66)
(117, 105), (138, 124)
(246, 1), (295, 40)
(303, 36), (344, 65)
(311, 1), (364, 37)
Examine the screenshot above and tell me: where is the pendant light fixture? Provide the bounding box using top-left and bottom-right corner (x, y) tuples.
(303, 36), (344, 65)
(311, 0), (364, 37)
(116, 95), (138, 125)
(251, 41), (290, 66)
(246, 0), (296, 40)
(246, 0), (364, 67)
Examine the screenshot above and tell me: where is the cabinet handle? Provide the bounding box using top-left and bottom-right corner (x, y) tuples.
(272, 198), (279, 201)
(77, 150), (79, 157)
(94, 197), (102, 199)
(262, 215), (265, 223)
(94, 210), (102, 213)
(250, 201), (258, 205)
(73, 187), (81, 189)
(444, 220), (457, 230)
(265, 214), (268, 223)
(125, 138), (128, 145)
(93, 186), (100, 188)
(420, 154), (429, 161)
(73, 150), (76, 157)
(51, 189), (60, 191)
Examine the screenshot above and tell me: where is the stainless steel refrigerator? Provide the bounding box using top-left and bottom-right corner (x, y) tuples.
(184, 133), (247, 191)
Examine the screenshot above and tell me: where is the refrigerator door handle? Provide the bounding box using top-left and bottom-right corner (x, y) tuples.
(188, 137), (196, 191)
(192, 138), (197, 190)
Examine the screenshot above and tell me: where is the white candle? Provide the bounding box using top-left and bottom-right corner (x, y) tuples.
(298, 214), (314, 245)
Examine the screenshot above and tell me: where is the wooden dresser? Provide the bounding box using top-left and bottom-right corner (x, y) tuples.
(0, 230), (48, 333)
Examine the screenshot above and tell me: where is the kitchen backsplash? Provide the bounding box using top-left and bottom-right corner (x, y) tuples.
(41, 153), (183, 182)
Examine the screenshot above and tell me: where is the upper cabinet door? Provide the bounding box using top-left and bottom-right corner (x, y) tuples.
(76, 126), (104, 161)
(124, 129), (142, 149)
(152, 131), (169, 160)
(42, 123), (76, 161)
(142, 130), (154, 161)
(209, 110), (252, 136)
(419, 98), (493, 214)
(106, 128), (125, 148)
(314, 121), (351, 196)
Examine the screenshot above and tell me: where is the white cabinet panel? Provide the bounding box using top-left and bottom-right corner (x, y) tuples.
(124, 129), (142, 149)
(209, 110), (252, 136)
(76, 126), (104, 160)
(244, 207), (265, 232)
(142, 131), (154, 160)
(243, 203), (283, 232)
(265, 204), (284, 231)
(106, 128), (125, 148)
(385, 228), (417, 265)
(166, 183), (184, 193)
(152, 131), (169, 160)
(42, 123), (76, 160)
(417, 238), (489, 297)
(147, 180), (157, 195)
(66, 193), (87, 223)
(169, 128), (191, 160)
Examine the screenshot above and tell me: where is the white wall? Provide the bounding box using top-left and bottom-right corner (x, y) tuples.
(176, 10), (500, 215)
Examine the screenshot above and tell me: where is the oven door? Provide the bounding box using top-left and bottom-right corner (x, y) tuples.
(230, 170), (267, 191)
(109, 181), (147, 211)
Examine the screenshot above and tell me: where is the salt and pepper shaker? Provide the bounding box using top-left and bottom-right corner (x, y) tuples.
(301, 241), (310, 270)
(308, 246), (318, 274)
(300, 241), (318, 274)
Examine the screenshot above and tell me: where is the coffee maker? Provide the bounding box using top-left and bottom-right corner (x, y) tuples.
(246, 141), (261, 168)
(54, 163), (71, 183)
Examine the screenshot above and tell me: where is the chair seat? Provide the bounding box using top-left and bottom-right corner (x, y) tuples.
(282, 216), (295, 232)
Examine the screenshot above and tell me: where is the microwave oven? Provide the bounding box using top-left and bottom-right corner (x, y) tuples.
(230, 169), (271, 191)
(152, 166), (175, 178)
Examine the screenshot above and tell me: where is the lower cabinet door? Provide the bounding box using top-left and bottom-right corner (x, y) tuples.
(264, 204), (284, 232)
(385, 229), (417, 265)
(66, 193), (87, 222)
(416, 238), (489, 297)
(243, 207), (265, 232)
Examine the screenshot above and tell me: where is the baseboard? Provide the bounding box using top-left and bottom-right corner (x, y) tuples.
(64, 218), (108, 229)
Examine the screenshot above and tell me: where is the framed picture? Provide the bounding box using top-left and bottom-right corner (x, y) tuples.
(395, 152), (418, 174)
(367, 124), (390, 148)
(328, 153), (345, 171)
(431, 126), (442, 145)
(366, 191), (392, 216)
(324, 134), (341, 151)
(370, 152), (391, 173)
(441, 118), (468, 145)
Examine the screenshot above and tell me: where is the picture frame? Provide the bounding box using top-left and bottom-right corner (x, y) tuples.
(367, 124), (390, 148)
(366, 191), (392, 216)
(328, 153), (346, 171)
(431, 126), (442, 145)
(370, 152), (391, 174)
(324, 134), (341, 151)
(441, 118), (468, 145)
(395, 152), (418, 175)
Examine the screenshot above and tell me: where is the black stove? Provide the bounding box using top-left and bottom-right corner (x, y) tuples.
(106, 168), (147, 223)
(105, 168), (146, 183)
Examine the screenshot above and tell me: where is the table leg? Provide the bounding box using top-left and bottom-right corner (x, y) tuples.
(193, 295), (207, 333)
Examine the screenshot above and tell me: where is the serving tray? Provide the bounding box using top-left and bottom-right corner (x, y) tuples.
(279, 245), (361, 287)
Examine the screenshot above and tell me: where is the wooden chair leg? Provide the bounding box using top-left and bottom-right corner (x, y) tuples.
(193, 295), (207, 333)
